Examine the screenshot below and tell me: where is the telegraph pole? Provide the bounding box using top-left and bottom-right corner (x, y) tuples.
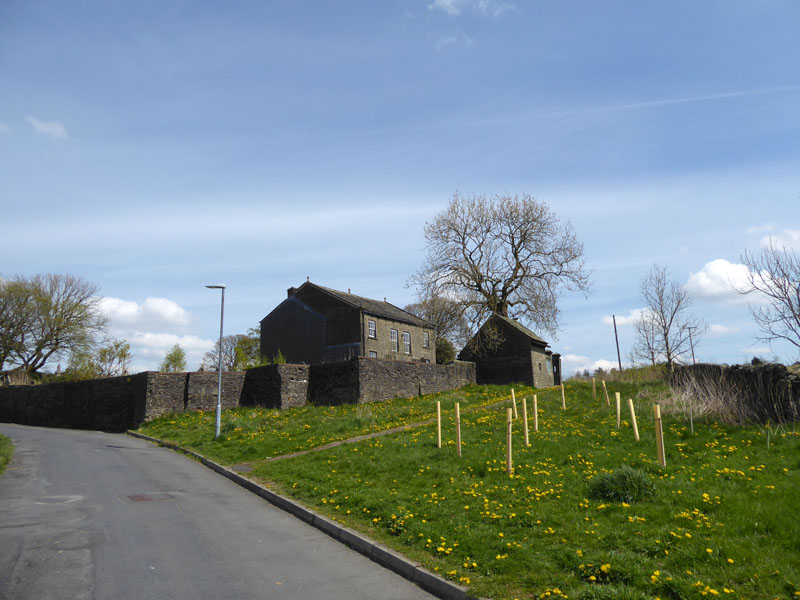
(613, 315), (623, 373)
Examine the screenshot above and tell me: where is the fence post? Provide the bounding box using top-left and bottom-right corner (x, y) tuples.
(533, 394), (539, 432)
(436, 401), (441, 449)
(615, 392), (621, 429)
(627, 398), (640, 442)
(506, 408), (513, 476)
(511, 388), (518, 419)
(522, 396), (530, 446)
(561, 384), (566, 410)
(654, 404), (666, 467)
(455, 402), (462, 457)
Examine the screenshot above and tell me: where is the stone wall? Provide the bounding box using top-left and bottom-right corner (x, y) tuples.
(672, 363), (800, 424)
(240, 364), (310, 409)
(0, 359), (475, 430)
(309, 358), (475, 405)
(0, 373), (149, 432)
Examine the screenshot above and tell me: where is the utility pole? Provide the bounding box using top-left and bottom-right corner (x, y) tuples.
(613, 315), (623, 374)
(686, 326), (697, 365)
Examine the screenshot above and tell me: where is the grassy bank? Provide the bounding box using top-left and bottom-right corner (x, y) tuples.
(138, 384), (524, 465)
(0, 433), (12, 476)
(141, 381), (800, 599)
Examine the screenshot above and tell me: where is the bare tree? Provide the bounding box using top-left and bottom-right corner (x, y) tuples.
(201, 334), (244, 372)
(638, 265), (705, 375)
(632, 310), (660, 367)
(739, 240), (800, 353)
(1, 273), (107, 376)
(411, 193), (590, 337)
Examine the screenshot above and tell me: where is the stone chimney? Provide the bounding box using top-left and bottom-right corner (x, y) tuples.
(287, 287), (298, 298)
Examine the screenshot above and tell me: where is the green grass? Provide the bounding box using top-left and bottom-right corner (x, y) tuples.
(137, 384), (525, 465)
(0, 433), (13, 476)
(141, 381), (800, 599)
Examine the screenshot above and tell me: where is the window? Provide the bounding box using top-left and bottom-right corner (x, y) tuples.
(368, 319), (376, 339)
(546, 357), (552, 373)
(423, 331), (430, 348)
(538, 362), (542, 371)
(369, 351), (378, 358)
(390, 329), (398, 352)
(402, 331), (411, 354)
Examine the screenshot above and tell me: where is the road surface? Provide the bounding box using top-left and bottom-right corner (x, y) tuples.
(0, 424), (436, 600)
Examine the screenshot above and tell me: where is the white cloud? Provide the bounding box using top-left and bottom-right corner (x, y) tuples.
(761, 229), (800, 251)
(708, 323), (739, 337)
(428, 0), (516, 17)
(99, 296), (211, 372)
(746, 223), (774, 235)
(601, 308), (646, 327)
(684, 259), (752, 305)
(25, 115), (69, 140)
(101, 296), (193, 331)
(560, 354), (618, 377)
(0, 121), (9, 133)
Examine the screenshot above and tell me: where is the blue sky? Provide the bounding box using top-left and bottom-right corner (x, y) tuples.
(2, 0), (799, 374)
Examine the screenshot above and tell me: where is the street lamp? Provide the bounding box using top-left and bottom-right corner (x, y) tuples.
(206, 284), (226, 439)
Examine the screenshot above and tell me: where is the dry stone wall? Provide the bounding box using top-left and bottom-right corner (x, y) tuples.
(0, 359), (476, 430)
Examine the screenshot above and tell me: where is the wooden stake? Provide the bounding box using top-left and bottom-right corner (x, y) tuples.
(602, 380), (610, 406)
(522, 396), (530, 446)
(615, 392), (621, 429)
(654, 404), (666, 467)
(506, 408), (513, 476)
(436, 401), (441, 449)
(627, 398), (640, 442)
(533, 394), (539, 432)
(455, 402), (462, 457)
(561, 383), (566, 410)
(592, 377), (597, 402)
(511, 388), (518, 419)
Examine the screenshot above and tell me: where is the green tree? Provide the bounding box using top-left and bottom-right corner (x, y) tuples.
(160, 343), (186, 373)
(435, 337), (456, 364)
(202, 327), (268, 371)
(0, 273), (108, 377)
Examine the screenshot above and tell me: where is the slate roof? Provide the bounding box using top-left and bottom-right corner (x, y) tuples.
(491, 314), (549, 346)
(304, 282), (430, 328)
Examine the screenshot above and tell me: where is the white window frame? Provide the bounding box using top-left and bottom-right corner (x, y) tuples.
(368, 319), (376, 339)
(390, 329), (399, 352)
(423, 331), (430, 348)
(369, 350), (378, 358)
(402, 331), (411, 355)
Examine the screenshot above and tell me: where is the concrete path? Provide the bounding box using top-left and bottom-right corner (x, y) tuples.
(0, 424), (437, 600)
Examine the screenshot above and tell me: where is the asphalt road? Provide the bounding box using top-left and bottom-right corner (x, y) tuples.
(0, 424), (436, 600)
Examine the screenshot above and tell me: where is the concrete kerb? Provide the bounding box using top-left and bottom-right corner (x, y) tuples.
(126, 430), (469, 600)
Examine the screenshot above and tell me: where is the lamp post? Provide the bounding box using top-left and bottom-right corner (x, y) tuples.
(206, 284), (226, 439)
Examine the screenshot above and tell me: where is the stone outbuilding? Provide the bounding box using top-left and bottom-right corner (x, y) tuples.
(260, 281), (436, 364)
(458, 314), (561, 388)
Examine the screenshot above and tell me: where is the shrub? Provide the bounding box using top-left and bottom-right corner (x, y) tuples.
(587, 466), (655, 503)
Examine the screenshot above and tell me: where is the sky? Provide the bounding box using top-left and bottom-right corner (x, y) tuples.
(1, 0), (799, 375)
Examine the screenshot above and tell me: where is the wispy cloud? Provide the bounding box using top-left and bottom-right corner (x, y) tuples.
(428, 0), (516, 17)
(761, 228), (800, 251)
(0, 121), (9, 133)
(601, 308), (646, 327)
(435, 31), (475, 50)
(709, 323), (739, 337)
(25, 115), (69, 140)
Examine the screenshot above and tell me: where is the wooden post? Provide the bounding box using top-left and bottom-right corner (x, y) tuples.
(627, 398), (640, 442)
(455, 402), (462, 457)
(522, 396), (530, 446)
(436, 401), (441, 449)
(533, 394), (539, 432)
(654, 404), (666, 467)
(602, 380), (610, 406)
(592, 377), (597, 402)
(506, 408), (513, 476)
(511, 388), (518, 419)
(615, 392), (621, 429)
(561, 383), (566, 410)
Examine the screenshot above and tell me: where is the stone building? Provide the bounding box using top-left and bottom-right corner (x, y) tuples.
(260, 281), (436, 364)
(458, 314), (561, 387)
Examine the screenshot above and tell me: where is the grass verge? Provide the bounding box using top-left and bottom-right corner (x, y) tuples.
(0, 433), (13, 476)
(142, 381), (800, 599)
